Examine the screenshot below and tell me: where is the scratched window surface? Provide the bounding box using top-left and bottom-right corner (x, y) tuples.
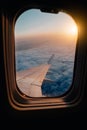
(15, 9), (78, 97)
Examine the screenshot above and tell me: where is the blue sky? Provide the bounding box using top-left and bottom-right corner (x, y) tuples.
(15, 9), (78, 41)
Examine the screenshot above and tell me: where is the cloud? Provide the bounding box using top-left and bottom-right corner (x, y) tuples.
(15, 40), (75, 97)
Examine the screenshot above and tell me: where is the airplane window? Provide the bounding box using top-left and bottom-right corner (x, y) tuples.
(15, 9), (78, 98)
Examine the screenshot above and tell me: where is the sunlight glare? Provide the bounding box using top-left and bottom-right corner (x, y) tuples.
(70, 24), (78, 36)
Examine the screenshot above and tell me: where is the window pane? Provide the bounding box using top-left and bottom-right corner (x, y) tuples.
(15, 9), (78, 97)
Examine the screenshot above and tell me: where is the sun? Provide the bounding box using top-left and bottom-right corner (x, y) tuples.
(64, 18), (78, 38)
(70, 25), (78, 36)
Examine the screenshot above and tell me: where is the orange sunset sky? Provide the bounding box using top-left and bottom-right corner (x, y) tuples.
(15, 9), (78, 45)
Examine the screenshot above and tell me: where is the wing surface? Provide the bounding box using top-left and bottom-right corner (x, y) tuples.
(16, 64), (50, 97)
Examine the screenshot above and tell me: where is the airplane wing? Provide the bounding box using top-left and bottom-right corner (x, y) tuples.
(16, 64), (51, 97)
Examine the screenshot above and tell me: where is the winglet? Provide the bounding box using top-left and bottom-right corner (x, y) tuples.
(48, 54), (55, 64)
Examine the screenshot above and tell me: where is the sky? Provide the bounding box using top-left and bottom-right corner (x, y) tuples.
(15, 9), (78, 42)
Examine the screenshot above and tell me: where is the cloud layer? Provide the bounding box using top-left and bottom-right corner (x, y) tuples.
(15, 39), (75, 97)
